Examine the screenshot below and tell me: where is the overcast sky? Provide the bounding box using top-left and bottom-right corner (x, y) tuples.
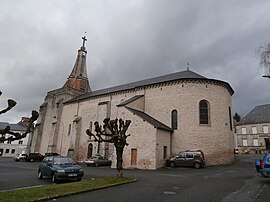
(1, 0), (270, 123)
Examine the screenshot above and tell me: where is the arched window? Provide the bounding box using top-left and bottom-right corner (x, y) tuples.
(87, 143), (93, 158)
(171, 109), (178, 129)
(199, 100), (209, 125)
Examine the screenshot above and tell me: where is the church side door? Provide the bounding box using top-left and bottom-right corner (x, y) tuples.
(131, 148), (137, 166)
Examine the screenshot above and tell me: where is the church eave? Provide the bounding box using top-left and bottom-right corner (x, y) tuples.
(63, 69), (234, 105)
(64, 77), (233, 105)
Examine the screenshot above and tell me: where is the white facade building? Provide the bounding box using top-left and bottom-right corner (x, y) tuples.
(236, 104), (270, 153)
(0, 122), (28, 156)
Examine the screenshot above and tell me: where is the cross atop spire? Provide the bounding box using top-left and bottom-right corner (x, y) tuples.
(82, 36), (87, 47)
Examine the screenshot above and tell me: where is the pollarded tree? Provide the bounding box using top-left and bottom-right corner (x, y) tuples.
(0, 90), (39, 142)
(86, 118), (131, 178)
(259, 43), (270, 78)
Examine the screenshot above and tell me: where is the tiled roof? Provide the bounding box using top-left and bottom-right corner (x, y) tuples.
(237, 104), (270, 125)
(65, 69), (234, 104)
(126, 107), (173, 132)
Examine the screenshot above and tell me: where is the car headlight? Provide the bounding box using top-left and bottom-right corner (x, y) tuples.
(56, 169), (65, 173)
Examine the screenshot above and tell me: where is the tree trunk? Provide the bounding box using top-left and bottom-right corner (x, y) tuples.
(116, 146), (124, 178)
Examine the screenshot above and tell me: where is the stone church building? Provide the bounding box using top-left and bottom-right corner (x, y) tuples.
(31, 37), (235, 169)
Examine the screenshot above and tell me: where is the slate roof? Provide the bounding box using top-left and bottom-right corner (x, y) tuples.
(0, 122), (27, 131)
(65, 69), (234, 104)
(125, 107), (173, 132)
(237, 104), (270, 125)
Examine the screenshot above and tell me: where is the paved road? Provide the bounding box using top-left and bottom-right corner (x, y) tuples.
(0, 154), (269, 202)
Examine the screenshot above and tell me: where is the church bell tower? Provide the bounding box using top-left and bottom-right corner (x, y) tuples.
(63, 36), (91, 93)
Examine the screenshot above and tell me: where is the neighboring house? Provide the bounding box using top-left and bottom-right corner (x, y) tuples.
(0, 118), (29, 157)
(236, 104), (270, 153)
(31, 37), (235, 169)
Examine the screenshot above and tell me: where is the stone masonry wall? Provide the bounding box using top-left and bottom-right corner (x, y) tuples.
(143, 81), (234, 165)
(58, 79), (234, 168)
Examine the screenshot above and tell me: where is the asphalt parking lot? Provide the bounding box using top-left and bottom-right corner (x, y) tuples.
(0, 154), (270, 202)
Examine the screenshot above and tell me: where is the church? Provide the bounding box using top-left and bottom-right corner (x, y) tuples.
(31, 37), (235, 169)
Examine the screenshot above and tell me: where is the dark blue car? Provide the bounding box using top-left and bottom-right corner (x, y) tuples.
(38, 156), (84, 183)
(255, 154), (270, 177)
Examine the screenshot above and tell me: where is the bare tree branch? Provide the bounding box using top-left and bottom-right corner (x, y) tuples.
(0, 99), (17, 115)
(0, 87), (40, 145)
(86, 118), (131, 178)
(0, 110), (39, 142)
(259, 43), (270, 78)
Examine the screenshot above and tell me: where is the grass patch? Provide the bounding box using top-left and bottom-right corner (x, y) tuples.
(0, 177), (136, 202)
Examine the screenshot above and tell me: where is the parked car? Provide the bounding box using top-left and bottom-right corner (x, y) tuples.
(45, 152), (60, 157)
(166, 149), (205, 168)
(255, 154), (270, 177)
(14, 153), (28, 161)
(38, 156), (84, 183)
(85, 155), (112, 167)
(26, 153), (44, 162)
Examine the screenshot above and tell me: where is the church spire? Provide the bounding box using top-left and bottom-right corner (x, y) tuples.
(63, 36), (91, 93)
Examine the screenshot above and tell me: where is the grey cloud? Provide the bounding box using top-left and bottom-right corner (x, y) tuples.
(1, 0), (270, 122)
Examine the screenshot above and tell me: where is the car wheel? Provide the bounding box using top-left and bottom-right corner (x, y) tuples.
(94, 162), (99, 167)
(261, 172), (270, 178)
(52, 173), (57, 183)
(194, 162), (201, 169)
(77, 178), (81, 181)
(86, 164), (90, 167)
(38, 170), (43, 179)
(169, 161), (176, 167)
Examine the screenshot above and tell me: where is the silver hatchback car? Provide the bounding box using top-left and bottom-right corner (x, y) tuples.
(85, 155), (112, 167)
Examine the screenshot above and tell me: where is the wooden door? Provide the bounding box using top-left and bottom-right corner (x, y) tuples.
(131, 149), (137, 166)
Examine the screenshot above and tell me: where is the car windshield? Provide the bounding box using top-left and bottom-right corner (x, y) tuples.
(53, 157), (76, 165)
